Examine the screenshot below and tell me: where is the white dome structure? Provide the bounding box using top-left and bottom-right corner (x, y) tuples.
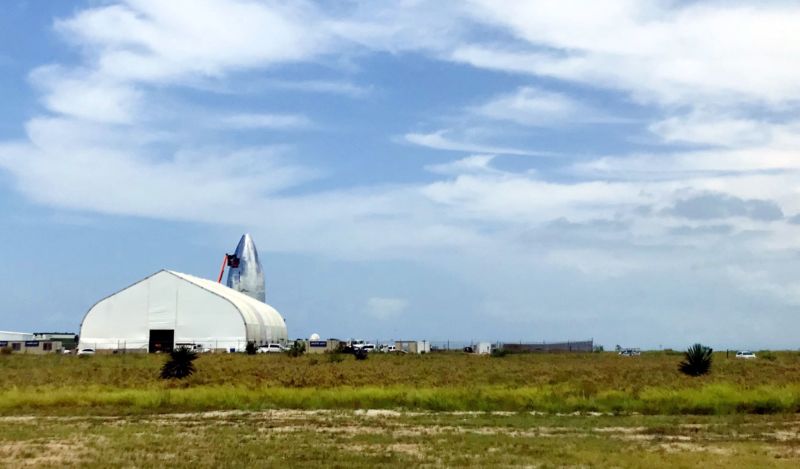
(309, 333), (320, 341)
(79, 270), (287, 352)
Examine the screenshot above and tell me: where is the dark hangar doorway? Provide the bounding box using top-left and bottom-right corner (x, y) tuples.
(149, 329), (174, 353)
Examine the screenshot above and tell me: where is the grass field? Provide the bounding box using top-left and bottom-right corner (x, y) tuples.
(2, 411), (800, 467)
(2, 351), (799, 466)
(1, 351), (800, 415)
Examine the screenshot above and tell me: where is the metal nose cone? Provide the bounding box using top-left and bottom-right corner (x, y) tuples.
(226, 233), (266, 302)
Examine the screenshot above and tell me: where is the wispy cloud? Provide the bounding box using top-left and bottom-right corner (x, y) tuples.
(219, 113), (311, 130)
(265, 79), (372, 98)
(472, 86), (623, 127)
(458, 1), (800, 108)
(404, 130), (552, 157)
(424, 154), (498, 176)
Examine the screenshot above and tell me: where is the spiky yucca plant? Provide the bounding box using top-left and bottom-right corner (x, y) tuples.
(245, 341), (257, 355)
(160, 346), (198, 379)
(679, 343), (713, 376)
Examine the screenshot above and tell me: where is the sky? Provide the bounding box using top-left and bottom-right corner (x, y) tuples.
(2, 0), (800, 350)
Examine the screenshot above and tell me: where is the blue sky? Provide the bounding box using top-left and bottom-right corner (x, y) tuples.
(3, 0), (800, 349)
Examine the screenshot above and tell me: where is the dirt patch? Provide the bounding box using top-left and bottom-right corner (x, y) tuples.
(764, 430), (800, 442)
(343, 443), (424, 458)
(0, 438), (92, 466)
(594, 426), (647, 434)
(658, 442), (733, 455)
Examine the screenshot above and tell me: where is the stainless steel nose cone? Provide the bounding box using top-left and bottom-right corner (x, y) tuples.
(226, 233), (266, 302)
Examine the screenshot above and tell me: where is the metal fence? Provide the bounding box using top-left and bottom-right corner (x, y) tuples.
(77, 338), (595, 354)
(501, 339), (594, 353)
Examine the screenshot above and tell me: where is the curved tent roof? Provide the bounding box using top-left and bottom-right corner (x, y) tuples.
(80, 269), (287, 350)
(167, 270), (286, 336)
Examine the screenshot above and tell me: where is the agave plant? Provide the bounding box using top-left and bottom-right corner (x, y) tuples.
(354, 348), (368, 360)
(160, 346), (198, 379)
(679, 343), (713, 376)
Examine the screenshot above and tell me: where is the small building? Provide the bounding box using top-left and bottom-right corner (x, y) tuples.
(34, 332), (77, 351)
(476, 342), (492, 355)
(395, 340), (430, 354)
(304, 338), (343, 354)
(0, 339), (63, 354)
(306, 339), (328, 354)
(79, 270), (288, 353)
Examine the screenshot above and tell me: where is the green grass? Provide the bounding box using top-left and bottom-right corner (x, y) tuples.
(4, 351), (800, 388)
(0, 352), (799, 415)
(1, 383), (799, 415)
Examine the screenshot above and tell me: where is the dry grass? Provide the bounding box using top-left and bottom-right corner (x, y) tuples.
(1, 411), (799, 467)
(3, 353), (800, 466)
(3, 351), (800, 389)
(1, 352), (799, 415)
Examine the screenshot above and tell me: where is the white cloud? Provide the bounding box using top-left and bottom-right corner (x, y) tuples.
(364, 297), (408, 320)
(421, 173), (649, 223)
(264, 79), (371, 97)
(56, 0), (328, 83)
(0, 117), (318, 221)
(572, 146), (800, 178)
(474, 86), (615, 127)
(459, 1), (800, 108)
(404, 130), (551, 156)
(649, 112), (800, 148)
(30, 66), (143, 124)
(219, 113), (311, 130)
(424, 154), (498, 176)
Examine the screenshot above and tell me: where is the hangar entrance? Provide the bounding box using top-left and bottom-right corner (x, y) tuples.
(149, 329), (174, 353)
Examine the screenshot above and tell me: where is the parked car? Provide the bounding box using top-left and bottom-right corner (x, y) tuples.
(618, 348), (641, 356)
(176, 343), (210, 353)
(379, 345), (406, 354)
(736, 350), (757, 359)
(353, 343), (376, 352)
(257, 343), (287, 353)
(77, 348), (95, 356)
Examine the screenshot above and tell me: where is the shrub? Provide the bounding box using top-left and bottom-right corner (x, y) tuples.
(160, 347), (198, 380)
(286, 340), (306, 358)
(245, 341), (257, 355)
(0, 347), (12, 355)
(354, 348), (369, 360)
(759, 351), (777, 361)
(327, 352), (345, 363)
(491, 348), (509, 358)
(593, 345), (604, 353)
(679, 343), (713, 377)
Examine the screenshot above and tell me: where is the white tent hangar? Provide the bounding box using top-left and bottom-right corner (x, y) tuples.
(79, 270), (287, 352)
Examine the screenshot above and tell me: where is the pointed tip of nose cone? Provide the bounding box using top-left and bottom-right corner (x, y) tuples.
(227, 233), (266, 303)
(236, 232), (254, 250)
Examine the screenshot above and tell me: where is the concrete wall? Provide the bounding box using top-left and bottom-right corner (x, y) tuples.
(502, 340), (593, 353)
